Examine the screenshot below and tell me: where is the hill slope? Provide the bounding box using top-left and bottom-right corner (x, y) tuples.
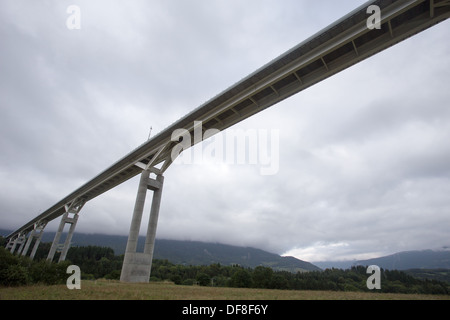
(314, 249), (450, 271)
(152, 239), (320, 272)
(354, 250), (450, 270)
(0, 230), (320, 272)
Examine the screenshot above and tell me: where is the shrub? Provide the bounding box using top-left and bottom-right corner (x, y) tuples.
(231, 269), (253, 288)
(182, 279), (195, 286)
(0, 247), (30, 286)
(0, 265), (29, 286)
(170, 274), (182, 285)
(196, 273), (211, 286)
(28, 260), (71, 285)
(105, 270), (121, 280)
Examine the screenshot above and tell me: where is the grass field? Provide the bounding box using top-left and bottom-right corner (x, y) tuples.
(1, 280), (449, 300)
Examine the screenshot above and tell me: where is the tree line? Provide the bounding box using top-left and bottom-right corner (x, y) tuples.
(1, 241), (449, 295)
(150, 259), (449, 295)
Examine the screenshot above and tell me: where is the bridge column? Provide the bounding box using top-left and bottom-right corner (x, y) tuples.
(5, 238), (14, 252)
(47, 199), (85, 262)
(120, 170), (164, 283)
(8, 233), (25, 255)
(16, 233), (28, 255)
(21, 221), (47, 260)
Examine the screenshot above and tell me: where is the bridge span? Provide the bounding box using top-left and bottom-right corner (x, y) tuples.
(5, 0), (450, 282)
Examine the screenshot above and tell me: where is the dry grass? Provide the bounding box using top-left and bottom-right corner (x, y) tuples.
(1, 280), (449, 300)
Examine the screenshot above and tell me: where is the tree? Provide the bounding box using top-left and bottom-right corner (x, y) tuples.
(0, 236), (6, 247)
(270, 274), (289, 290)
(170, 274), (182, 285)
(231, 269), (253, 288)
(196, 273), (211, 286)
(252, 266), (273, 289)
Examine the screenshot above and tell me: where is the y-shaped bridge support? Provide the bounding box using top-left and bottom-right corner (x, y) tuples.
(7, 232), (26, 255)
(120, 169), (164, 283)
(47, 198), (86, 262)
(6, 221), (47, 260)
(21, 221), (47, 260)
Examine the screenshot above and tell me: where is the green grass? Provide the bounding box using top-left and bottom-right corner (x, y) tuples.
(1, 280), (449, 300)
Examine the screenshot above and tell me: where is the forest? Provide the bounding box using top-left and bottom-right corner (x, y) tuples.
(1, 241), (449, 295)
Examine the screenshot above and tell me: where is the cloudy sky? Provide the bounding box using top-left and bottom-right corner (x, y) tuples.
(1, 0), (449, 263)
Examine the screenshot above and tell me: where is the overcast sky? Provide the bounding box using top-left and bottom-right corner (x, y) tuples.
(1, 0), (449, 263)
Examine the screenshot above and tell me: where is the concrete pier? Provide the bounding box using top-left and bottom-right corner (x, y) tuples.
(21, 221), (46, 260)
(47, 199), (85, 262)
(8, 233), (25, 255)
(120, 171), (164, 283)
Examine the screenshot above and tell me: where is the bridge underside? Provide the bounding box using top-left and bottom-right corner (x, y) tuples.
(5, 0), (450, 283)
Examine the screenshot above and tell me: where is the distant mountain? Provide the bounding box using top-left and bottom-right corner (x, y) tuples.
(353, 250), (450, 270)
(313, 260), (355, 270)
(6, 228), (448, 272)
(314, 249), (450, 271)
(404, 269), (450, 283)
(0, 229), (320, 272)
(152, 239), (321, 272)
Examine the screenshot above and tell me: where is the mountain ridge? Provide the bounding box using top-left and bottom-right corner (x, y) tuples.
(2, 229), (449, 272)
(354, 249), (450, 270)
(0, 229), (320, 272)
(314, 249), (450, 270)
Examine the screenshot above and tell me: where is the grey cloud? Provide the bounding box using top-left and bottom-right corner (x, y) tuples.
(1, 0), (449, 262)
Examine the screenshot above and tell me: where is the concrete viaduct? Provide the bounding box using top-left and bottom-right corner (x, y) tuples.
(5, 0), (450, 283)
